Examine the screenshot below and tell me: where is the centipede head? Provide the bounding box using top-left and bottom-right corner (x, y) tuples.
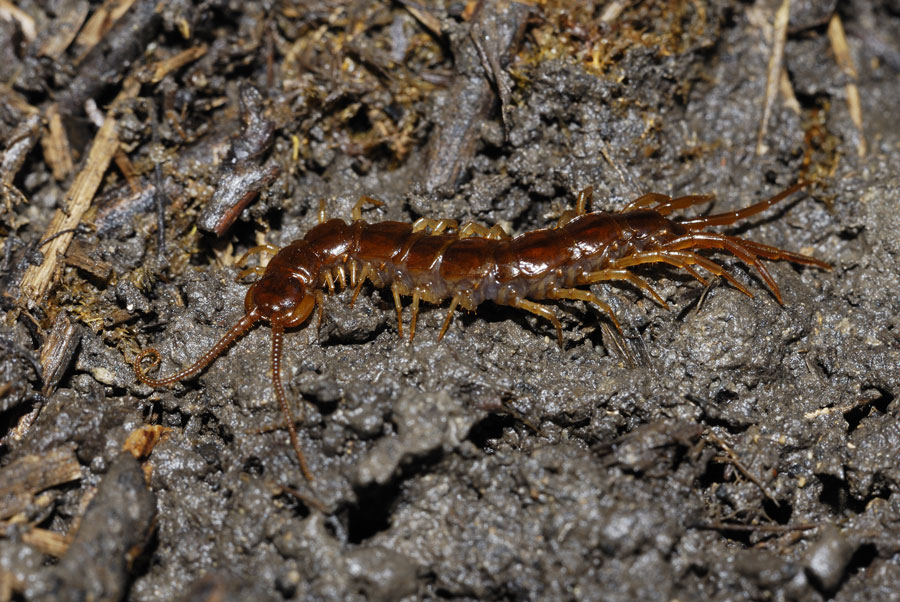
(245, 274), (317, 328)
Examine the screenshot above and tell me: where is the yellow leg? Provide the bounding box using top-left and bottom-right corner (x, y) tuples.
(413, 218), (459, 234)
(335, 266), (347, 289)
(437, 296), (460, 341)
(236, 244), (279, 268)
(584, 268), (669, 309)
(391, 283), (404, 338)
(236, 266), (265, 282)
(510, 298), (563, 346)
(352, 196), (385, 220)
(546, 287), (622, 334)
(323, 271), (336, 294)
(459, 222), (509, 239)
(350, 265), (371, 306)
(409, 290), (420, 341)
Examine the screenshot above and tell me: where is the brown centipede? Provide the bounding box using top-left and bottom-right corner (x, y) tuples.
(134, 182), (830, 480)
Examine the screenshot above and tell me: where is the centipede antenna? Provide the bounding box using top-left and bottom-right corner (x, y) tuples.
(679, 182), (809, 229)
(271, 321), (313, 481)
(135, 310), (261, 387)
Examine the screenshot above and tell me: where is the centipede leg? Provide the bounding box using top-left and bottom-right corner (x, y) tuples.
(335, 266), (347, 289)
(621, 192), (672, 212)
(323, 271), (336, 294)
(350, 264), (371, 306)
(510, 298), (564, 346)
(318, 199), (328, 224)
(315, 291), (325, 332)
(459, 222), (509, 239)
(391, 283), (404, 338)
(413, 218), (459, 234)
(575, 186), (593, 214)
(584, 268), (669, 309)
(236, 244), (279, 268)
(409, 290), (420, 341)
(437, 296), (460, 341)
(352, 196), (385, 220)
(546, 287), (622, 334)
(236, 266), (266, 282)
(650, 194), (715, 216)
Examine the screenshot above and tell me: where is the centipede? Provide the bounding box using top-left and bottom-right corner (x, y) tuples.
(135, 181), (830, 480)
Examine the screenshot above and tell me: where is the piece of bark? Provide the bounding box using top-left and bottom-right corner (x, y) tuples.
(197, 85), (279, 236)
(38, 310), (82, 396)
(1, 114), (41, 213)
(0, 446), (82, 521)
(422, 0), (530, 194)
(26, 454), (156, 602)
(63, 240), (113, 286)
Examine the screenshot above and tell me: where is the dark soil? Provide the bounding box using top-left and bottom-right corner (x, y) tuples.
(2, 1), (899, 601)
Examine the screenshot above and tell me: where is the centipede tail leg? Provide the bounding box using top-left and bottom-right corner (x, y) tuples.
(270, 321), (314, 482)
(649, 194), (715, 216)
(677, 182), (809, 229)
(612, 251), (754, 299)
(661, 233), (782, 302)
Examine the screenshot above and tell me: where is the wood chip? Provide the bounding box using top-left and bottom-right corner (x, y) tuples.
(20, 78), (139, 308)
(73, 0), (137, 61)
(122, 425), (170, 459)
(151, 44), (208, 83)
(42, 103), (75, 181)
(0, 0), (36, 41)
(37, 0), (90, 59)
(21, 528), (69, 557)
(0, 446), (82, 521)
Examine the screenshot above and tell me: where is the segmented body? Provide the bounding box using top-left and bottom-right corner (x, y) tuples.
(135, 183), (829, 481)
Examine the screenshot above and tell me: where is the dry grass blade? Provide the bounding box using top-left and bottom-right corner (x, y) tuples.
(20, 78), (140, 307)
(757, 0), (791, 155)
(827, 14), (866, 158)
